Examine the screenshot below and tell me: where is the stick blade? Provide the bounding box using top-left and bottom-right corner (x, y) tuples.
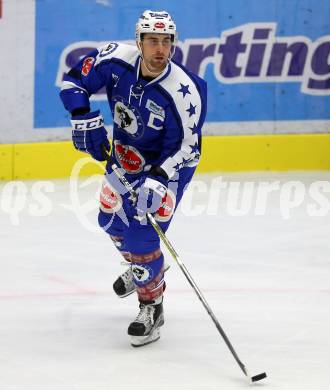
(251, 372), (267, 382)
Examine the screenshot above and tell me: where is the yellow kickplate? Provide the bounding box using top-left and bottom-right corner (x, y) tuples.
(0, 144), (14, 180)
(197, 134), (330, 173)
(1, 133), (330, 181)
(13, 141), (105, 180)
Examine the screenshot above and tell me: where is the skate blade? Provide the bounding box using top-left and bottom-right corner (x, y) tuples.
(130, 328), (161, 347)
(118, 289), (135, 298)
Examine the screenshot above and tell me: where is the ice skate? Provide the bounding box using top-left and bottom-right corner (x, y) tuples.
(113, 262), (170, 298)
(128, 298), (164, 347)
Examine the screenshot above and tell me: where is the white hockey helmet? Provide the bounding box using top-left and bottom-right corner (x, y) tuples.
(136, 10), (177, 44)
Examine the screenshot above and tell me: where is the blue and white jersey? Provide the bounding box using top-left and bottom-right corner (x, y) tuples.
(60, 42), (207, 179)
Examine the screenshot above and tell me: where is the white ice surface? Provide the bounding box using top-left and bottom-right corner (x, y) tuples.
(0, 172), (330, 390)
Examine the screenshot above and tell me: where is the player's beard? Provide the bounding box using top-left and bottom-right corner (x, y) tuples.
(145, 56), (168, 73)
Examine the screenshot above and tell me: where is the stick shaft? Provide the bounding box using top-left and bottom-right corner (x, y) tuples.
(108, 156), (248, 377)
(146, 212), (247, 376)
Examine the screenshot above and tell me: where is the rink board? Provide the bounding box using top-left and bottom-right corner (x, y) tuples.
(0, 144), (13, 180)
(1, 133), (330, 180)
(1, 1), (330, 145)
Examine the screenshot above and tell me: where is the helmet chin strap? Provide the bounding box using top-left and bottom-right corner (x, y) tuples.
(142, 57), (165, 76)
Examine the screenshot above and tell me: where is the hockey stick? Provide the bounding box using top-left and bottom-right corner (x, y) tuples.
(103, 148), (267, 383)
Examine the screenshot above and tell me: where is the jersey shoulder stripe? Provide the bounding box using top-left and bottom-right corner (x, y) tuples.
(95, 42), (139, 67)
(158, 62), (202, 129)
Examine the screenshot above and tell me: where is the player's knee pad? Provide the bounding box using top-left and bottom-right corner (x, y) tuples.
(131, 249), (165, 301)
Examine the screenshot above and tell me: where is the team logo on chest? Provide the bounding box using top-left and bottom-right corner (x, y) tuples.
(112, 96), (144, 138)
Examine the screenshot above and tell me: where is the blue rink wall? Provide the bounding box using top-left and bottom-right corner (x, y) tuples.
(0, 0), (330, 180)
(34, 0), (330, 129)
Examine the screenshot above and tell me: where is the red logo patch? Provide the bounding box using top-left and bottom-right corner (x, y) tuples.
(155, 189), (176, 222)
(154, 22), (165, 29)
(81, 57), (95, 76)
(100, 182), (122, 214)
(114, 142), (145, 174)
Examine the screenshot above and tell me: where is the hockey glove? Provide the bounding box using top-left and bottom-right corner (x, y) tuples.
(136, 169), (168, 218)
(70, 110), (110, 161)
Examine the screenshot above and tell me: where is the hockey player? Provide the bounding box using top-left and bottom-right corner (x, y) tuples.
(60, 10), (207, 347)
